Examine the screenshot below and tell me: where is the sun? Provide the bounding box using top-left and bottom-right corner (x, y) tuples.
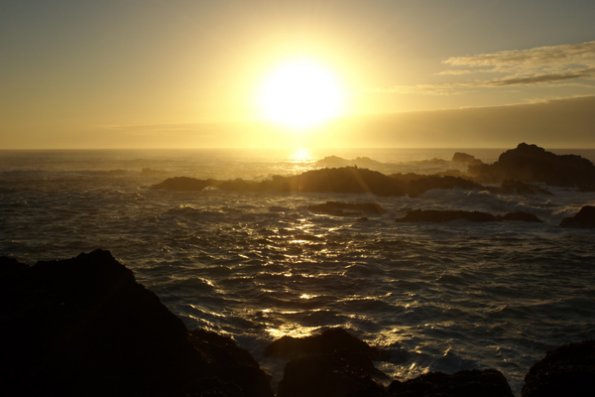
(256, 57), (347, 130)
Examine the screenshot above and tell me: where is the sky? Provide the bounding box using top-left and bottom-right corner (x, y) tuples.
(1, 0), (595, 149)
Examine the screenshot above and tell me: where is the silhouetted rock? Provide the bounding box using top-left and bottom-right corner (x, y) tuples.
(560, 206), (595, 228)
(152, 176), (212, 190)
(470, 143), (595, 188)
(265, 328), (380, 360)
(0, 250), (272, 397)
(315, 156), (385, 170)
(152, 167), (484, 196)
(522, 340), (595, 397)
(452, 152), (483, 166)
(396, 210), (541, 223)
(277, 352), (387, 397)
(388, 369), (513, 397)
(308, 201), (386, 217)
(268, 329), (388, 397)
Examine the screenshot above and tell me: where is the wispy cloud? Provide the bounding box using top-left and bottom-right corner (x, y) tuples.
(444, 40), (595, 87)
(388, 40), (595, 95)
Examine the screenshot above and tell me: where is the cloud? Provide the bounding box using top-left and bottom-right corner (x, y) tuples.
(386, 41), (595, 95)
(441, 40), (595, 87)
(443, 41), (595, 71)
(487, 68), (595, 86)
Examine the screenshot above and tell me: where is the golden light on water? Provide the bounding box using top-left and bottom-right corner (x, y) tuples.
(256, 57), (347, 131)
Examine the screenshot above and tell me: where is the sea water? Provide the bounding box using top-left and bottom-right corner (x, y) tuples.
(1, 148), (595, 394)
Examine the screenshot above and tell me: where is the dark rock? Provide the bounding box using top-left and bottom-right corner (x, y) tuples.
(265, 328), (379, 361)
(0, 250), (272, 397)
(189, 329), (273, 397)
(470, 143), (595, 188)
(152, 167), (483, 197)
(396, 210), (541, 223)
(388, 369), (513, 397)
(522, 340), (595, 397)
(560, 206), (595, 228)
(308, 201), (386, 217)
(277, 352), (387, 397)
(152, 176), (212, 191)
(452, 152), (483, 167)
(268, 329), (389, 397)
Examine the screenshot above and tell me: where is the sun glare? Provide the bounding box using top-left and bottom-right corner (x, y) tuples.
(256, 58), (347, 130)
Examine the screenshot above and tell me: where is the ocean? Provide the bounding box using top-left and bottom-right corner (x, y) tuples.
(1, 148), (595, 394)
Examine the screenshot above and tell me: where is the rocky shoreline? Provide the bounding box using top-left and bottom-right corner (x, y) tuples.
(1, 250), (593, 396)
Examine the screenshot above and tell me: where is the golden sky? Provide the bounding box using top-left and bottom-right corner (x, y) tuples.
(1, 1), (594, 148)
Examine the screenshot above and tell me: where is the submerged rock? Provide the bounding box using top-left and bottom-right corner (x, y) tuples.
(522, 340), (595, 397)
(307, 201), (386, 217)
(388, 369), (513, 397)
(0, 250), (272, 397)
(560, 206), (595, 228)
(396, 210), (541, 223)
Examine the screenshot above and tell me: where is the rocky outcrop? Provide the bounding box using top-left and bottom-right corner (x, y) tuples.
(307, 202), (386, 217)
(266, 329), (387, 397)
(560, 206), (595, 228)
(265, 328), (381, 361)
(470, 143), (595, 189)
(396, 210), (541, 223)
(388, 369), (514, 397)
(0, 250), (272, 397)
(522, 340), (595, 397)
(153, 167), (483, 197)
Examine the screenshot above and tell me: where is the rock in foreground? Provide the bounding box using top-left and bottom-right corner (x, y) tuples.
(388, 369), (514, 397)
(522, 340), (595, 397)
(266, 328), (387, 397)
(560, 206), (595, 228)
(0, 250), (272, 397)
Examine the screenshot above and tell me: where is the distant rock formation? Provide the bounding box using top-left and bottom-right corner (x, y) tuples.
(396, 210), (541, 223)
(0, 250), (272, 397)
(315, 156), (385, 170)
(153, 167), (483, 197)
(389, 369), (514, 397)
(152, 176), (212, 191)
(470, 143), (595, 189)
(560, 206), (595, 228)
(522, 340), (595, 397)
(452, 152), (483, 167)
(307, 201), (386, 217)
